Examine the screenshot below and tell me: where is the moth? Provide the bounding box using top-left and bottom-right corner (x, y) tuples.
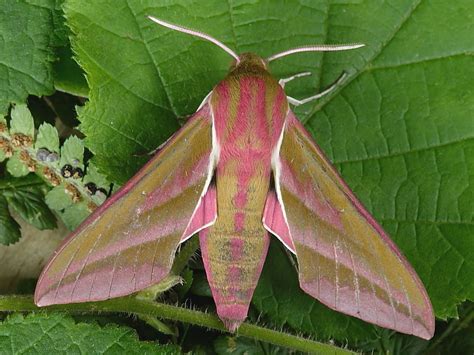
(35, 16), (435, 339)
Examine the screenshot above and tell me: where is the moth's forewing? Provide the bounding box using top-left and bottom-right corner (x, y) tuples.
(35, 105), (215, 306)
(270, 112), (435, 339)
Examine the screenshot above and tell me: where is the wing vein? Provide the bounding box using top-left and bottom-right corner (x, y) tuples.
(71, 230), (103, 300)
(399, 274), (415, 334)
(54, 243), (82, 302)
(342, 237), (361, 315)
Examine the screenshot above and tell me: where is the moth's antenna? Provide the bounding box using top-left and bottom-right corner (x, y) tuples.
(148, 16), (240, 62)
(267, 44), (365, 62)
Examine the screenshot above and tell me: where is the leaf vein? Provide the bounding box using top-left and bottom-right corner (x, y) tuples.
(304, 0), (424, 124)
(334, 136), (473, 165)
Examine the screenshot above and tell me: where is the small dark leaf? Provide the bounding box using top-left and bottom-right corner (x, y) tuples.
(189, 271), (212, 297)
(214, 336), (290, 355)
(0, 196), (21, 246)
(6, 188), (57, 230)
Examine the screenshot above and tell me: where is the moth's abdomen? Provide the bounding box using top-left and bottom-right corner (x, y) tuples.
(199, 157), (271, 330)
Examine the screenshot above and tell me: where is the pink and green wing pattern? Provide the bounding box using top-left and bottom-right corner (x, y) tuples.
(35, 105), (216, 306)
(264, 112), (435, 339)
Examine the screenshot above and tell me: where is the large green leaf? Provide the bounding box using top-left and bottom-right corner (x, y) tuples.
(0, 0), (86, 111)
(0, 0), (58, 114)
(64, 0), (473, 342)
(0, 313), (180, 354)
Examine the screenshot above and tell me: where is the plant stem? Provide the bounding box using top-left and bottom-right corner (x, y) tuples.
(171, 237), (199, 275)
(0, 295), (353, 354)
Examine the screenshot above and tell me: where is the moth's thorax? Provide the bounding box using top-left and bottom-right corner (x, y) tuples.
(211, 54), (288, 156)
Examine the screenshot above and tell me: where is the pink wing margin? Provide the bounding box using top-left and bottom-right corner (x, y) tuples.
(264, 111), (435, 339)
(35, 104), (217, 306)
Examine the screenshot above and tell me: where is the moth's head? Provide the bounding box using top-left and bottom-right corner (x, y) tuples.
(229, 52), (268, 75)
(147, 16), (364, 75)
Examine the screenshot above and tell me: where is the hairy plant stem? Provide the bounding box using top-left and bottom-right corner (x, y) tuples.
(0, 295), (353, 354)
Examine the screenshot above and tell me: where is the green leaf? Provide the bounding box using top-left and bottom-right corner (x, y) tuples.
(9, 104), (34, 137)
(83, 163), (110, 190)
(6, 153), (29, 177)
(64, 0), (473, 343)
(1, 175), (57, 231)
(61, 201), (90, 230)
(51, 2), (89, 98)
(189, 271), (212, 298)
(0, 196), (21, 246)
(45, 184), (74, 211)
(36, 123), (60, 153)
(0, 313), (181, 354)
(214, 335), (289, 355)
(5, 188), (57, 231)
(59, 135), (84, 169)
(54, 41), (89, 97)
(66, 1), (209, 183)
(0, 0), (57, 115)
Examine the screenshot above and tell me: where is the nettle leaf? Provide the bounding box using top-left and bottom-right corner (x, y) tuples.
(0, 196), (21, 246)
(0, 313), (181, 354)
(65, 0), (473, 342)
(51, 0), (89, 97)
(0, 0), (57, 115)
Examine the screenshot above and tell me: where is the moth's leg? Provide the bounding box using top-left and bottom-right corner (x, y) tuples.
(283, 245), (299, 273)
(279, 71), (312, 87)
(287, 72), (347, 106)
